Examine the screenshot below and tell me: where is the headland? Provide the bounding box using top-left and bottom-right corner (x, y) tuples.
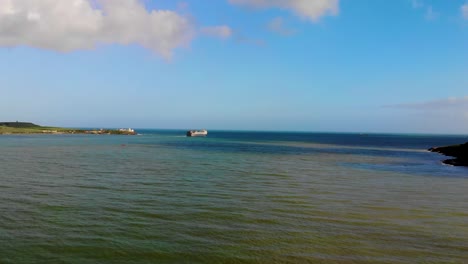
(429, 142), (468, 166)
(0, 122), (136, 135)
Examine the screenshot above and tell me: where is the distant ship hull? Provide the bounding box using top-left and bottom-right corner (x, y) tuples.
(186, 130), (208, 137)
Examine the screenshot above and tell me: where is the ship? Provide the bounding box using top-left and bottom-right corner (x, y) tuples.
(186, 129), (208, 137)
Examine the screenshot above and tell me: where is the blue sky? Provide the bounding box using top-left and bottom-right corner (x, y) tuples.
(1, 0), (467, 133)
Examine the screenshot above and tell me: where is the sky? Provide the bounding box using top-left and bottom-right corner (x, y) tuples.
(0, 0), (467, 134)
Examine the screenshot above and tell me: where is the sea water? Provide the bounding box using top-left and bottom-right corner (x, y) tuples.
(0, 131), (467, 263)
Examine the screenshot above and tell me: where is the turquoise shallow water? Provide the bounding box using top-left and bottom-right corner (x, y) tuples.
(0, 131), (467, 263)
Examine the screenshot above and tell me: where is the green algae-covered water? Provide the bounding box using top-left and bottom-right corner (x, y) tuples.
(1, 131), (467, 263)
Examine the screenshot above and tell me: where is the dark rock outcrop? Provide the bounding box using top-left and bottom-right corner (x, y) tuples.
(429, 142), (468, 166)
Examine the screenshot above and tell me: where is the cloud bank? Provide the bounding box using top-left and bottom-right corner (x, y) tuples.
(384, 96), (468, 133)
(385, 96), (468, 133)
(386, 96), (468, 110)
(228, 0), (339, 21)
(386, 96), (468, 125)
(0, 0), (196, 58)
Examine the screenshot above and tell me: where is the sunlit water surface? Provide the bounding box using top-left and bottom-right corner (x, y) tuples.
(1, 131), (467, 263)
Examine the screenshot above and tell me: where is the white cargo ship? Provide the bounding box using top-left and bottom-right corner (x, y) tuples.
(186, 129), (208, 137)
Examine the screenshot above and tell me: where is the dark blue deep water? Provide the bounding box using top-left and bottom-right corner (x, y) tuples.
(1, 130), (467, 263)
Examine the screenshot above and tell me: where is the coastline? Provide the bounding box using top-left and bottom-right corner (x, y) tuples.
(429, 142), (468, 166)
(0, 123), (136, 136)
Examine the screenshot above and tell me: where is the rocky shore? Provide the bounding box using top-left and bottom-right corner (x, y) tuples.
(429, 142), (468, 166)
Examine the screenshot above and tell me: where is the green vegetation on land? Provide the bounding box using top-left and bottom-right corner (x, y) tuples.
(0, 122), (136, 135)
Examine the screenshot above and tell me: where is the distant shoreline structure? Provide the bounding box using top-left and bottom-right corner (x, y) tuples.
(186, 129), (208, 137)
(0, 122), (137, 135)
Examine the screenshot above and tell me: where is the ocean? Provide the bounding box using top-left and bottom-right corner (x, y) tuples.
(1, 130), (467, 263)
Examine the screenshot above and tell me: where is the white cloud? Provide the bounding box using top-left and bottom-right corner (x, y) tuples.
(268, 17), (296, 36)
(200, 25), (233, 39)
(228, 0), (339, 22)
(0, 0), (196, 58)
(462, 3), (468, 19)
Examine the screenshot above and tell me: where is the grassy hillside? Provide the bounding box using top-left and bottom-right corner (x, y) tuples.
(0, 125), (83, 134)
(0, 122), (40, 128)
(0, 122), (136, 135)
